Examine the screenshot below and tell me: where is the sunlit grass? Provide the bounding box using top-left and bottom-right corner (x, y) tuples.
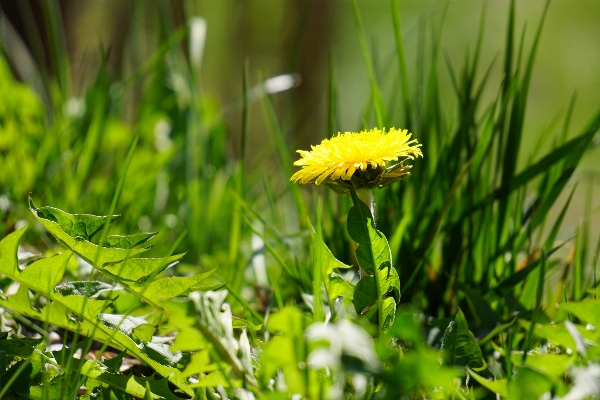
(0, 0), (599, 398)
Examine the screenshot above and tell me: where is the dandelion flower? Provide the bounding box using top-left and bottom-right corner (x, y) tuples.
(290, 127), (422, 193)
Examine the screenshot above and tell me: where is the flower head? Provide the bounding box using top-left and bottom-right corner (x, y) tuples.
(290, 127), (422, 193)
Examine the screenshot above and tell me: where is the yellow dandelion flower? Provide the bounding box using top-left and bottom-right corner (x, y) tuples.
(290, 127), (422, 193)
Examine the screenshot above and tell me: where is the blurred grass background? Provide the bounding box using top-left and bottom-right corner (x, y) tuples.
(3, 1), (600, 160)
(1, 0), (599, 301)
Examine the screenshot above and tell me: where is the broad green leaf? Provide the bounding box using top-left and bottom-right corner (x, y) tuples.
(102, 254), (185, 282)
(439, 308), (485, 370)
(348, 190), (399, 330)
(79, 360), (183, 400)
(347, 191), (392, 275)
(509, 367), (553, 400)
(232, 316), (263, 330)
(182, 351), (219, 378)
(311, 228), (354, 306)
(126, 267), (217, 305)
(353, 276), (377, 314)
(327, 273), (354, 301)
(519, 320), (597, 352)
(98, 314), (151, 337)
(511, 352), (575, 380)
(0, 335), (42, 358)
(30, 200), (148, 266)
(267, 306), (309, 336)
(260, 335), (305, 394)
(29, 198), (118, 241)
(54, 281), (116, 298)
(468, 368), (508, 398)
(103, 232), (157, 249)
(188, 370), (233, 388)
(561, 300), (600, 329)
(0, 226), (194, 396)
(456, 283), (499, 328)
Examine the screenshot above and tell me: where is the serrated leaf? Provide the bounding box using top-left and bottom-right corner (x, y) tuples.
(312, 229), (354, 305)
(102, 254), (185, 282)
(126, 267), (218, 305)
(98, 314), (150, 337)
(347, 190), (400, 330)
(29, 200), (148, 266)
(347, 191), (392, 275)
(104, 351), (127, 373)
(143, 342), (183, 368)
(79, 360), (183, 400)
(0, 227), (194, 396)
(54, 281), (117, 298)
(29, 198), (118, 241)
(439, 308), (485, 370)
(0, 335), (43, 358)
(103, 232), (157, 249)
(353, 276), (377, 313)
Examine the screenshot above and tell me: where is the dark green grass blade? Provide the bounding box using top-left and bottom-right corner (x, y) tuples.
(391, 0), (411, 126)
(352, 0), (386, 127)
(522, 251), (547, 361)
(261, 92), (307, 226)
(328, 50), (339, 138)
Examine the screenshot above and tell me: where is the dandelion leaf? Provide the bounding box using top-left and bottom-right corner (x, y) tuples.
(310, 219), (354, 309)
(29, 198), (148, 266)
(29, 199), (118, 241)
(561, 300), (600, 329)
(0, 223), (194, 396)
(79, 360), (183, 400)
(103, 232), (157, 249)
(102, 254), (186, 282)
(348, 190), (400, 330)
(54, 281), (116, 298)
(439, 308), (485, 370)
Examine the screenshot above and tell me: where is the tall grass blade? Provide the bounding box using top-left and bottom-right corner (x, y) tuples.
(351, 0), (386, 127)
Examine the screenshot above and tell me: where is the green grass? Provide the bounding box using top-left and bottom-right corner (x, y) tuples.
(0, 0), (600, 399)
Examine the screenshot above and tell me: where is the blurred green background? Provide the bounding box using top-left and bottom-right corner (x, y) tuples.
(1, 0), (599, 268)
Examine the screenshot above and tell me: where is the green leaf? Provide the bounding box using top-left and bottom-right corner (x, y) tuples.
(102, 253), (186, 282)
(126, 267), (217, 305)
(511, 352), (575, 380)
(232, 316), (262, 330)
(348, 189), (399, 331)
(353, 276), (377, 314)
(347, 191), (391, 275)
(468, 368), (508, 398)
(561, 300), (600, 329)
(439, 308), (485, 370)
(29, 198), (119, 241)
(29, 200), (148, 267)
(0, 335), (43, 358)
(103, 232), (157, 249)
(79, 360), (183, 400)
(311, 225), (354, 308)
(509, 367), (553, 400)
(54, 281), (116, 298)
(518, 320), (584, 350)
(0, 226), (194, 396)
